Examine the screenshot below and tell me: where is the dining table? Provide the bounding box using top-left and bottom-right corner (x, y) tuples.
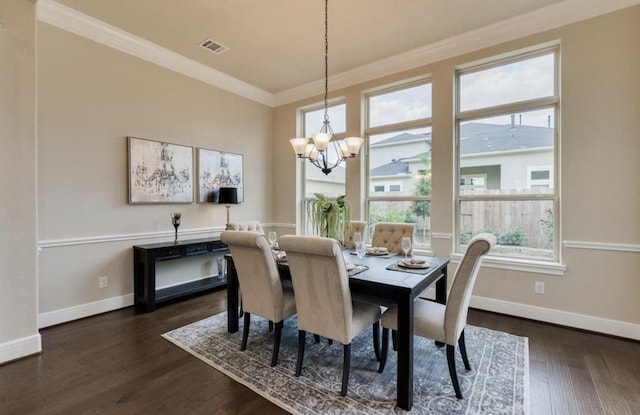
(225, 249), (449, 411)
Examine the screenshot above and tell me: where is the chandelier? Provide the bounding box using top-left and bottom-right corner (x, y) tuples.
(289, 0), (364, 175)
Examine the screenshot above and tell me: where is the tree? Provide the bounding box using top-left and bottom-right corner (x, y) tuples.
(410, 168), (432, 240)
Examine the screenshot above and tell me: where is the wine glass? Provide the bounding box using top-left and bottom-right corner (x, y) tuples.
(355, 241), (366, 267)
(353, 232), (362, 247)
(268, 231), (278, 249)
(401, 237), (412, 259)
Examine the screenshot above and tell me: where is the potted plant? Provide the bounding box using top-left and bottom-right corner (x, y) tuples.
(307, 193), (351, 244)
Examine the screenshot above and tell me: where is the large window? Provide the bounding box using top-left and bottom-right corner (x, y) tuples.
(302, 102), (346, 234)
(365, 81), (432, 248)
(456, 48), (559, 261)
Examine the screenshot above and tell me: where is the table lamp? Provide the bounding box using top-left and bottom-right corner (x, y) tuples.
(218, 187), (238, 229)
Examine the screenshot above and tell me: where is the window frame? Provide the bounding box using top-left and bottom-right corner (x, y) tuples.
(299, 99), (347, 235)
(454, 45), (561, 262)
(364, 77), (433, 249)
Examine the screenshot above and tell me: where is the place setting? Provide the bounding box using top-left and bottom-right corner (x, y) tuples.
(386, 237), (433, 274)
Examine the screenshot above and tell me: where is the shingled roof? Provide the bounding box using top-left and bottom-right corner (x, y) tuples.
(371, 121), (553, 176)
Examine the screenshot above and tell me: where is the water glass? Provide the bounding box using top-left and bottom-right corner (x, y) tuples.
(353, 232), (362, 246)
(401, 237), (412, 259)
(268, 231), (278, 248)
(355, 241), (366, 266)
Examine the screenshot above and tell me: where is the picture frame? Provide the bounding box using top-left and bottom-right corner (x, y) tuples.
(127, 136), (194, 204)
(197, 148), (244, 203)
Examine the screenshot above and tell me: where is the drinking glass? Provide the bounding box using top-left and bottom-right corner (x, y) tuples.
(353, 232), (362, 246)
(355, 241), (366, 267)
(268, 231), (278, 248)
(401, 237), (412, 259)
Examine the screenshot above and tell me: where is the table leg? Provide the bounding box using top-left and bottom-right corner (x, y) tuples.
(396, 292), (414, 411)
(227, 257), (239, 333)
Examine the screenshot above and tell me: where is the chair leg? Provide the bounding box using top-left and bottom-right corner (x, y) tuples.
(271, 321), (283, 367)
(378, 328), (389, 373)
(459, 329), (471, 370)
(392, 329), (397, 351)
(241, 313), (250, 351)
(372, 321), (381, 361)
(239, 294), (243, 318)
(341, 343), (351, 397)
(296, 330), (306, 377)
(446, 344), (463, 399)
(268, 320), (274, 332)
(313, 334), (320, 343)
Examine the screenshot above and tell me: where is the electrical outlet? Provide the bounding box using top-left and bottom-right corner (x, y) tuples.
(534, 281), (544, 294)
(99, 276), (108, 288)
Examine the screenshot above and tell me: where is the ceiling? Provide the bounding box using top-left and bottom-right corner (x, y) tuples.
(47, 0), (637, 104)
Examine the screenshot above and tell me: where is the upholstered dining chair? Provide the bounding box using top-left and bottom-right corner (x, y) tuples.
(343, 220), (367, 249)
(220, 231), (296, 367)
(377, 232), (496, 399)
(371, 222), (416, 254)
(226, 220), (265, 234)
(278, 235), (382, 397)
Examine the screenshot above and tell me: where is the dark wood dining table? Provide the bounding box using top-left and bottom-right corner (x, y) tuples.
(225, 250), (449, 411)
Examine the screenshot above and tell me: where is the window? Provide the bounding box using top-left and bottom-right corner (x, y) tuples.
(456, 48), (559, 261)
(302, 103), (346, 198)
(527, 166), (553, 189)
(301, 102), (346, 235)
(365, 80), (432, 248)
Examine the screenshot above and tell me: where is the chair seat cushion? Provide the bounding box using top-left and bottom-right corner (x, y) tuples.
(381, 299), (447, 344)
(349, 301), (381, 341)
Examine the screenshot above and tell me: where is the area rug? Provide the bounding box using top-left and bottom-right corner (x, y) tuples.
(163, 312), (529, 414)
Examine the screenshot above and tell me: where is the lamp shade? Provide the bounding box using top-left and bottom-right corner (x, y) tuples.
(218, 187), (238, 204)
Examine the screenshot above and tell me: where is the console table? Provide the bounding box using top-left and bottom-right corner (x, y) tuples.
(133, 237), (229, 312)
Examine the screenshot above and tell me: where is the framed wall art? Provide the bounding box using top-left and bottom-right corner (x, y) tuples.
(197, 148), (244, 203)
(127, 136), (194, 204)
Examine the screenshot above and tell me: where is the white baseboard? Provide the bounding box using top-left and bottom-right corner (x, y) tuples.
(38, 294), (134, 329)
(0, 333), (42, 364)
(471, 295), (640, 341)
(35, 291), (640, 341)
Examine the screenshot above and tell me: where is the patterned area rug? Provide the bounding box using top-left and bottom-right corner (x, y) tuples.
(163, 312), (529, 414)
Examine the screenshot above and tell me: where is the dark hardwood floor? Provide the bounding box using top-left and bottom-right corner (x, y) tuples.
(1, 290), (639, 414)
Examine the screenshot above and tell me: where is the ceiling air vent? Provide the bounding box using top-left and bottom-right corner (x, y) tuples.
(199, 39), (228, 55)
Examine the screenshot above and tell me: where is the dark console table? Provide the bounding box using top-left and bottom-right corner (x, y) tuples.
(133, 237), (229, 312)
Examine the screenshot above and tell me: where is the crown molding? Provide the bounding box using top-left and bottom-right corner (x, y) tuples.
(37, 0), (640, 108)
(36, 0), (275, 106)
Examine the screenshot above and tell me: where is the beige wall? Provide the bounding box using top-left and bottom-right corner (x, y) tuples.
(0, 0), (39, 357)
(274, 7), (640, 332)
(36, 23), (273, 316)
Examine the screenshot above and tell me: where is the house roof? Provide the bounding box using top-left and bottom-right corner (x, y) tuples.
(460, 122), (553, 155)
(370, 121), (553, 176)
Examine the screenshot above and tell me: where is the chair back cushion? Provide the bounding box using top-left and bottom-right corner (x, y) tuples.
(343, 220), (367, 249)
(279, 235), (354, 344)
(220, 231), (288, 322)
(371, 222), (415, 253)
(444, 233), (496, 344)
(226, 221), (265, 234)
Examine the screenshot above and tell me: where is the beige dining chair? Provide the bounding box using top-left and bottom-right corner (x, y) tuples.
(220, 231), (296, 367)
(226, 221), (265, 234)
(371, 222), (416, 254)
(343, 220), (367, 249)
(278, 235), (381, 397)
(378, 232), (496, 399)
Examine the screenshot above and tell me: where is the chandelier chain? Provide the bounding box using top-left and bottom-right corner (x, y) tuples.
(323, 0), (329, 120)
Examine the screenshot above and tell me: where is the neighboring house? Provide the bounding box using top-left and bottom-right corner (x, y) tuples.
(369, 120), (554, 195)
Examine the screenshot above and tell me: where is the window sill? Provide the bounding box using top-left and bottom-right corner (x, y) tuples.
(449, 253), (566, 276)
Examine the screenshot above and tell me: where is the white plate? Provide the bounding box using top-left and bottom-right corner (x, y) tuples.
(397, 259), (430, 269)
